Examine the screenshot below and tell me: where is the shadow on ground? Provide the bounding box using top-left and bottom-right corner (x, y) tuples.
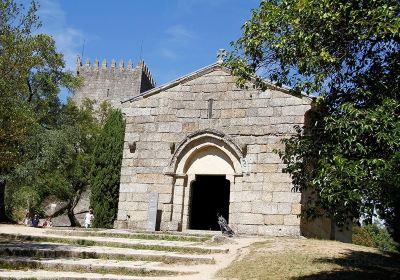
(293, 249), (400, 280)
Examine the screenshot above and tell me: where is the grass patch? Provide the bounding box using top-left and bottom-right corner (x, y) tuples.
(46, 229), (210, 242)
(0, 261), (185, 277)
(217, 238), (400, 280)
(0, 248), (214, 265)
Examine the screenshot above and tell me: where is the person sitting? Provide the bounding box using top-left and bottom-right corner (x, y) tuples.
(24, 210), (32, 226)
(42, 217), (53, 228)
(31, 214), (40, 227)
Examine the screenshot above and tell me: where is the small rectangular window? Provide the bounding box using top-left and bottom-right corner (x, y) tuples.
(208, 99), (214, 119)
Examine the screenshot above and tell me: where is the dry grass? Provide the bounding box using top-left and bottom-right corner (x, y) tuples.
(217, 238), (400, 280)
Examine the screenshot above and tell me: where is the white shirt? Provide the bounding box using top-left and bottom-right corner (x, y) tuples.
(85, 212), (93, 225)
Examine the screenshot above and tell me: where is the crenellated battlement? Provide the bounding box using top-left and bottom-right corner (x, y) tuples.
(73, 56), (156, 108)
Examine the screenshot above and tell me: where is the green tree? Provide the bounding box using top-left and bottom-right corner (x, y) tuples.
(227, 0), (400, 240)
(0, 0), (80, 221)
(90, 110), (125, 228)
(4, 99), (106, 222)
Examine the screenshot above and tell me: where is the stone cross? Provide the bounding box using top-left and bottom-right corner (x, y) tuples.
(217, 49), (227, 63)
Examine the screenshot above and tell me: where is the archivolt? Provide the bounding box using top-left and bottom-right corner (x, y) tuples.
(165, 129), (244, 175)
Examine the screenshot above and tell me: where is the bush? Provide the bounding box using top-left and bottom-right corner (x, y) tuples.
(353, 224), (398, 253)
(90, 110), (125, 228)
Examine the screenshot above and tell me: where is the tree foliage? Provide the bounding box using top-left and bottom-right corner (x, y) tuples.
(90, 110), (125, 228)
(4, 99), (107, 222)
(228, 0), (400, 240)
(0, 0), (79, 170)
(0, 0), (105, 223)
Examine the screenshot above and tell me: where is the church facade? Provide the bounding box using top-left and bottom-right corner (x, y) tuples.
(74, 55), (350, 239)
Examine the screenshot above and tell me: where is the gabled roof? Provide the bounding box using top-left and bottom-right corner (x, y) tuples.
(121, 62), (312, 104)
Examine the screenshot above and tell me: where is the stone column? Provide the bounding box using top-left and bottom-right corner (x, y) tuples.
(229, 174), (243, 230)
(182, 174), (196, 231)
(171, 175), (186, 231)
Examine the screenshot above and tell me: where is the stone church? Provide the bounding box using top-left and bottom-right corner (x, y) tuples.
(74, 53), (349, 241)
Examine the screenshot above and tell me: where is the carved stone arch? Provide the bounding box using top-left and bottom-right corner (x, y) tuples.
(165, 129), (244, 176)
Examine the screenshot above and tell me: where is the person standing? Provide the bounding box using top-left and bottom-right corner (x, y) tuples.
(84, 208), (94, 228)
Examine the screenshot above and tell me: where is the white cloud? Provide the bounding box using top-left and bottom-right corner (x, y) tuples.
(159, 48), (178, 60)
(166, 25), (195, 42)
(36, 0), (86, 71)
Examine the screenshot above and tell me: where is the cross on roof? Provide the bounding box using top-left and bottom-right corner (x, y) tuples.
(217, 49), (227, 63)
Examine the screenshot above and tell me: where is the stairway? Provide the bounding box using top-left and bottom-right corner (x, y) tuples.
(0, 225), (231, 279)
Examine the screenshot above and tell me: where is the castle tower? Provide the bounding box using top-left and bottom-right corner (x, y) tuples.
(72, 56), (156, 108)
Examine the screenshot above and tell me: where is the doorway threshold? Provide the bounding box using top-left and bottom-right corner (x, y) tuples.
(184, 229), (221, 236)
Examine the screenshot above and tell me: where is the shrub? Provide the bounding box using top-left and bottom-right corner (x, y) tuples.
(90, 110), (125, 228)
(353, 224), (398, 253)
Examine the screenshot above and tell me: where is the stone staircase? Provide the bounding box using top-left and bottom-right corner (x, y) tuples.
(0, 225), (235, 280)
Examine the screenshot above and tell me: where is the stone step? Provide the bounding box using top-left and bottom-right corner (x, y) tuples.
(45, 228), (210, 242)
(0, 269), (168, 280)
(0, 233), (228, 254)
(0, 242), (215, 264)
(0, 256), (196, 277)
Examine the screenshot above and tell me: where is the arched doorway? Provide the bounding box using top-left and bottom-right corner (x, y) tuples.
(165, 129), (244, 231)
(190, 175), (230, 230)
(183, 146), (234, 230)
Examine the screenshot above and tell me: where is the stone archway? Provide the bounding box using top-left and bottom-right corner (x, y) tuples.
(164, 130), (244, 231)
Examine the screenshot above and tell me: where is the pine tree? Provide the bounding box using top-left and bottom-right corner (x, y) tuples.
(90, 110), (125, 228)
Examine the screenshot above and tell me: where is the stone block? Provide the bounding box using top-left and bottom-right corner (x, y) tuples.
(253, 164), (280, 173)
(129, 107), (152, 116)
(252, 202), (278, 214)
(159, 193), (172, 204)
(258, 153), (282, 164)
(174, 185), (184, 196)
(264, 215), (284, 225)
(158, 122), (182, 133)
(130, 193), (148, 202)
(246, 108), (258, 117)
(230, 202), (252, 213)
(272, 192), (301, 203)
(284, 215), (300, 226)
(127, 211), (147, 221)
(120, 183), (148, 193)
(291, 203), (302, 215)
(281, 105), (310, 116)
(117, 210), (127, 221)
(236, 213), (264, 225)
(267, 173), (292, 183)
(120, 175), (133, 184)
(257, 225), (300, 236)
(160, 221), (180, 231)
(163, 204), (173, 213)
(277, 203), (291, 214)
(135, 173), (167, 184)
(182, 122), (199, 132)
(137, 202), (149, 211)
(236, 224), (258, 235)
(270, 98), (287, 106)
(151, 184), (172, 194)
(262, 192), (272, 202)
(236, 191), (263, 202)
(119, 193), (126, 202)
(273, 107), (282, 117)
(285, 97), (304, 106)
(221, 109), (246, 118)
(258, 107), (274, 116)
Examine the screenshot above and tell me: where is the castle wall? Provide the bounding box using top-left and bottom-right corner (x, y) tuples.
(73, 58), (155, 108)
(116, 67), (313, 236)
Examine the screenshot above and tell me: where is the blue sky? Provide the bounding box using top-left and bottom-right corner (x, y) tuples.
(28, 0), (260, 100)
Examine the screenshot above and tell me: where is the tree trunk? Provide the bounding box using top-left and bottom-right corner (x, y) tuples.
(0, 181), (6, 222)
